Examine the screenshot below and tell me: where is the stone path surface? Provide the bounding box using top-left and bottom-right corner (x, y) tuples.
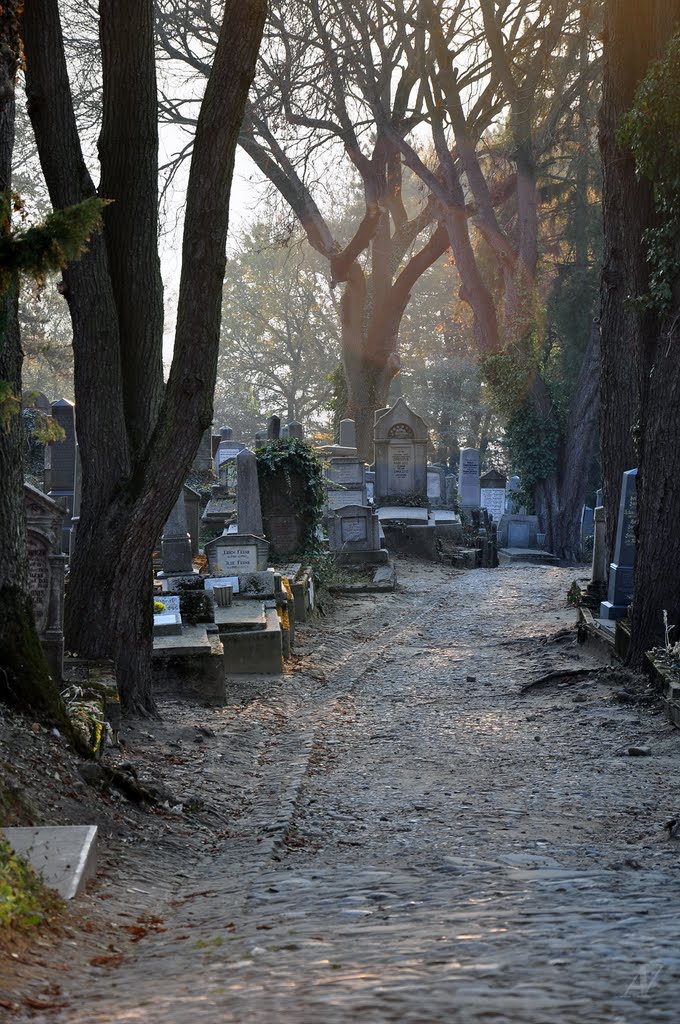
(15, 562), (680, 1022)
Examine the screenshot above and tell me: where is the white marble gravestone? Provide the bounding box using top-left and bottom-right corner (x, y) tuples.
(480, 468), (507, 522)
(458, 448), (481, 508)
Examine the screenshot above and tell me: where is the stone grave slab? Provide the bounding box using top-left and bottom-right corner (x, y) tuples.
(153, 612), (182, 637)
(3, 825), (97, 899)
(214, 602), (267, 632)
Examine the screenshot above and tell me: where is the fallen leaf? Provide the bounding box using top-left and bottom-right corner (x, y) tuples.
(89, 954), (124, 968)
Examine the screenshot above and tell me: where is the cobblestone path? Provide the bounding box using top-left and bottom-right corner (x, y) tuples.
(35, 564), (680, 1021)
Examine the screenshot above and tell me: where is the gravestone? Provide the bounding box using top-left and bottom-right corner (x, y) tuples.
(204, 533), (270, 576)
(458, 448), (480, 509)
(328, 504), (386, 563)
(215, 426), (246, 467)
(427, 465), (447, 508)
(480, 468), (507, 522)
(158, 491), (195, 580)
(287, 421), (304, 440)
(326, 457), (367, 510)
(589, 506), (607, 593)
(497, 513), (539, 549)
(506, 475), (521, 513)
(23, 484), (67, 681)
(596, 487), (603, 507)
(445, 475), (458, 507)
(339, 419), (357, 449)
(236, 448), (264, 536)
(600, 469), (637, 621)
(580, 505), (594, 557)
(373, 398), (428, 505)
(183, 484), (201, 556)
(267, 415), (281, 440)
(365, 470), (375, 504)
(45, 398), (77, 553)
(192, 426), (214, 473)
(280, 425), (289, 439)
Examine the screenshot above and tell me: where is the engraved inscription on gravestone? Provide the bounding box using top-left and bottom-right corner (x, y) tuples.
(214, 544), (258, 575)
(341, 517), (368, 543)
(389, 444), (414, 490)
(330, 463), (363, 485)
(27, 533), (50, 632)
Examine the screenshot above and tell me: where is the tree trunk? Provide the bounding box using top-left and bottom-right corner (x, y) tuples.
(24, 0), (267, 713)
(598, 0), (673, 561)
(600, 0), (680, 663)
(0, 5), (73, 724)
(539, 320), (601, 560)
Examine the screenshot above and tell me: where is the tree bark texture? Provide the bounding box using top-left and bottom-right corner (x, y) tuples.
(0, 3), (73, 721)
(600, 0), (680, 662)
(23, 0), (267, 712)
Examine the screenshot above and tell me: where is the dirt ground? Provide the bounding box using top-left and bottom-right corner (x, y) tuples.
(1, 557), (678, 1023)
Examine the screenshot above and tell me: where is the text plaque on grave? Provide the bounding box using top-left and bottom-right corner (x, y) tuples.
(481, 488), (506, 522)
(341, 517), (368, 543)
(27, 533), (50, 632)
(330, 463), (364, 486)
(214, 544), (258, 575)
(388, 443), (414, 491)
(328, 489), (364, 509)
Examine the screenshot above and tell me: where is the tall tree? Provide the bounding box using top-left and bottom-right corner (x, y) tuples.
(217, 220), (340, 435)
(0, 2), (100, 723)
(23, 0), (266, 713)
(600, 0), (680, 662)
(377, 0), (602, 557)
(157, 0), (465, 458)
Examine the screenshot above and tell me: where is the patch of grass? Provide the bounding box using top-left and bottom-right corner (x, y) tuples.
(0, 836), (63, 933)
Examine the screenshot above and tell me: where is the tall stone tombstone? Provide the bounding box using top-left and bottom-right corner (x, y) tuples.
(23, 484), (67, 681)
(267, 415), (281, 440)
(458, 448), (481, 509)
(287, 421), (304, 440)
(339, 419), (357, 449)
(373, 398), (428, 505)
(600, 469), (637, 620)
(426, 465), (447, 508)
(192, 426), (214, 473)
(183, 484), (201, 556)
(236, 448), (264, 536)
(158, 490), (195, 581)
(45, 398), (77, 552)
(480, 468), (507, 522)
(589, 505), (607, 594)
(580, 505), (594, 557)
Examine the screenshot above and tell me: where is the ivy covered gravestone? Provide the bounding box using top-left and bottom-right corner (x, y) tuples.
(256, 439), (325, 558)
